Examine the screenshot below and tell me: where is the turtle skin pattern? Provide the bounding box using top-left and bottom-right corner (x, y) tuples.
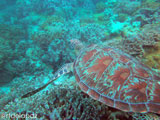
(73, 44), (160, 114)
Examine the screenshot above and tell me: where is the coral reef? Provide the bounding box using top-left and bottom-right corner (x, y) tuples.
(2, 39), (47, 76)
(0, 73), (131, 120)
(115, 0), (141, 15)
(79, 15), (96, 25)
(132, 7), (160, 26)
(0, 70), (15, 86)
(0, 24), (28, 86)
(0, 0), (160, 119)
(142, 37), (160, 71)
(141, 0), (160, 9)
(0, 37), (12, 67)
(121, 23), (160, 56)
(31, 21), (108, 71)
(0, 71), (53, 110)
(15, 0), (95, 20)
(121, 23), (160, 72)
(0, 24), (30, 81)
(0, 24), (26, 45)
(95, 1), (106, 13)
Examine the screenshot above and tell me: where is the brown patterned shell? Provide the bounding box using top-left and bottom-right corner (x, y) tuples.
(73, 45), (160, 114)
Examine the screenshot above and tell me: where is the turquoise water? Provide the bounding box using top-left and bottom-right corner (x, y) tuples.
(0, 0), (160, 120)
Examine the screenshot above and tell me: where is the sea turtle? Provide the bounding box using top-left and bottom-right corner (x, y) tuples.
(22, 39), (160, 120)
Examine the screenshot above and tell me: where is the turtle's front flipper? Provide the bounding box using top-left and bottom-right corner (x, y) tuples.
(21, 63), (73, 98)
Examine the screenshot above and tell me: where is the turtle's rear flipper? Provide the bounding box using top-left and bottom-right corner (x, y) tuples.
(21, 63), (73, 98)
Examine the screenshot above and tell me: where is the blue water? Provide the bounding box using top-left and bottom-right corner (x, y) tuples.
(0, 0), (160, 119)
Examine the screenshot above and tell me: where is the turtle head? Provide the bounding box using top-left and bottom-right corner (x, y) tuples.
(70, 39), (84, 50)
(70, 39), (84, 54)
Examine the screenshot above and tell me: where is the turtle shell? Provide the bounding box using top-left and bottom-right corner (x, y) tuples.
(73, 44), (160, 114)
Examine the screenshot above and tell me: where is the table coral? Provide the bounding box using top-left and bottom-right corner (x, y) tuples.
(121, 23), (160, 73)
(121, 23), (160, 57)
(142, 40), (160, 71)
